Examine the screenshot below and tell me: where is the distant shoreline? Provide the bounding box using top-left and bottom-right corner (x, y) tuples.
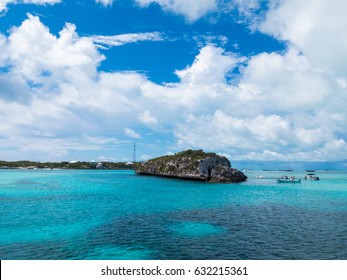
(0, 161), (135, 170)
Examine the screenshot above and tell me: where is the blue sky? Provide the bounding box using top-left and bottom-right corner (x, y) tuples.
(0, 0), (347, 168)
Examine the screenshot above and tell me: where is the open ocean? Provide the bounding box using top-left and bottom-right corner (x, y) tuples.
(0, 169), (346, 260)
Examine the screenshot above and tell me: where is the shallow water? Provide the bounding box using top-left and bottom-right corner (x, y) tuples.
(0, 169), (346, 259)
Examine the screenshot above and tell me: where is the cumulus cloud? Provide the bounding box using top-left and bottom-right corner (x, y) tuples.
(175, 112), (291, 152)
(260, 0), (347, 74)
(135, 0), (217, 22)
(1, 3), (347, 163)
(239, 48), (332, 112)
(170, 44), (347, 161)
(0, 15), (127, 158)
(0, 0), (60, 13)
(175, 45), (239, 85)
(143, 38), (346, 162)
(140, 46), (242, 113)
(4, 14), (103, 87)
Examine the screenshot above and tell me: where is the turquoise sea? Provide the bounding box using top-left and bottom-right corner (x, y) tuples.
(0, 169), (346, 260)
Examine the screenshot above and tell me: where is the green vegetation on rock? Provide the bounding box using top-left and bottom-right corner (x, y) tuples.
(135, 149), (247, 183)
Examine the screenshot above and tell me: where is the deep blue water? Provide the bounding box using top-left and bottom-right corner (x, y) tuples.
(0, 169), (346, 259)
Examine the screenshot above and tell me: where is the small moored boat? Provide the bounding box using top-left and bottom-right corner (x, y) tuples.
(304, 173), (319, 180)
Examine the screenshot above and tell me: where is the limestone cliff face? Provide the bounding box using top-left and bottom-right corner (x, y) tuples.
(134, 149), (247, 183)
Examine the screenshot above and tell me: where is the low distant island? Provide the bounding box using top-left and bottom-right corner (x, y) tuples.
(0, 160), (133, 170)
(135, 149), (247, 183)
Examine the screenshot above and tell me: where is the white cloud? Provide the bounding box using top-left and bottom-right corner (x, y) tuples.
(90, 32), (164, 48)
(139, 110), (158, 128)
(95, 0), (114, 7)
(125, 128), (141, 139)
(175, 111), (291, 152)
(135, 0), (217, 22)
(140, 46), (243, 116)
(175, 45), (239, 85)
(1, 8), (347, 163)
(0, 0), (60, 12)
(5, 14), (103, 86)
(141, 37), (346, 161)
(0, 15), (122, 159)
(0, 73), (30, 103)
(239, 48), (332, 112)
(176, 114), (347, 162)
(260, 0), (347, 75)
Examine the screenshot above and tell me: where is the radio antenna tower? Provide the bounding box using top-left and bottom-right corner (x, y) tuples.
(132, 142), (136, 163)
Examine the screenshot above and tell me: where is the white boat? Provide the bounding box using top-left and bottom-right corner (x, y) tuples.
(304, 173), (319, 180)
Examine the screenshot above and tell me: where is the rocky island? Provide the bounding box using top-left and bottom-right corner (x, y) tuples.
(134, 149), (247, 183)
